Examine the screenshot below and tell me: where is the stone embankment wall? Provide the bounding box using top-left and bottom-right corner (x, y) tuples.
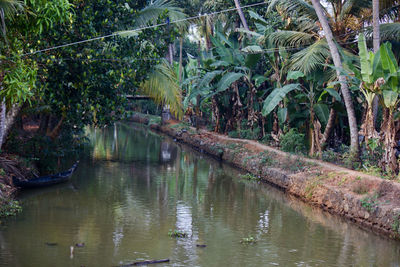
(128, 114), (400, 240)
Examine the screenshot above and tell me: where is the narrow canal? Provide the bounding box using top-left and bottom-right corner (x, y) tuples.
(1, 123), (400, 266)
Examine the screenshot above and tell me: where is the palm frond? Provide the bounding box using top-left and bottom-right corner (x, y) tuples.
(0, 0), (24, 18)
(139, 59), (183, 119)
(379, 1), (400, 20)
(134, 0), (188, 31)
(267, 0), (318, 22)
(290, 39), (331, 74)
(338, 0), (370, 20)
(380, 23), (400, 42)
(266, 30), (317, 47)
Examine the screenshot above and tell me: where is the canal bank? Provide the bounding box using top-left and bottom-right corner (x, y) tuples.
(128, 113), (400, 240)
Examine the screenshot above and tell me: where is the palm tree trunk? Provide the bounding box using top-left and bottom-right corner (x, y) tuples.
(372, 0), (380, 52)
(372, 0), (380, 125)
(234, 0), (249, 31)
(179, 37), (183, 84)
(310, 0), (360, 157)
(168, 43), (174, 65)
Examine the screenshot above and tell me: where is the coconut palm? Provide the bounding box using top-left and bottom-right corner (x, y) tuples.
(0, 0), (23, 42)
(139, 59), (183, 119)
(309, 0), (360, 156)
(266, 0), (371, 75)
(127, 0), (188, 118)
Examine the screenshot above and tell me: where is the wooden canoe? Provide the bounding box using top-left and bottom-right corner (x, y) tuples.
(13, 161), (79, 189)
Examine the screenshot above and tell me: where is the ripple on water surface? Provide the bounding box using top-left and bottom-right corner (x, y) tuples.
(0, 123), (400, 266)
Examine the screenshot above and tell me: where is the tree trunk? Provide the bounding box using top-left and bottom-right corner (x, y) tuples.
(380, 108), (397, 172)
(168, 43), (174, 65)
(246, 79), (257, 127)
(0, 100), (6, 147)
(372, 0), (380, 52)
(47, 116), (65, 140)
(359, 103), (379, 146)
(0, 104), (21, 149)
(179, 37), (183, 84)
(0, 9), (8, 45)
(211, 96), (220, 132)
(309, 107), (323, 156)
(372, 0), (380, 125)
(234, 0), (249, 31)
(310, 0), (360, 157)
(322, 108), (336, 144)
(233, 81), (243, 131)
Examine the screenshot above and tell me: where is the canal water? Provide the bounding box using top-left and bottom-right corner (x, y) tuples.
(1, 123), (400, 266)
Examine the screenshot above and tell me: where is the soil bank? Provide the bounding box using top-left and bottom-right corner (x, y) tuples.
(128, 113), (400, 240)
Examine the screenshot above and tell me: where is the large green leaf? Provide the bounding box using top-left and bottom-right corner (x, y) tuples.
(287, 71), (305, 81)
(380, 42), (397, 74)
(210, 61), (230, 68)
(380, 43), (399, 90)
(358, 34), (373, 83)
(197, 70), (222, 89)
(314, 103), (329, 126)
(382, 90), (399, 108)
(245, 54), (261, 69)
(277, 107), (287, 124)
(215, 72), (245, 94)
(253, 75), (267, 87)
(262, 84), (300, 116)
(248, 10), (268, 26)
(242, 45), (263, 53)
(323, 88), (341, 102)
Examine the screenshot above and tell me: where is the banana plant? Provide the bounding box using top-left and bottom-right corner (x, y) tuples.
(265, 70), (341, 155)
(183, 24), (262, 132)
(378, 42), (400, 171)
(357, 33), (384, 145)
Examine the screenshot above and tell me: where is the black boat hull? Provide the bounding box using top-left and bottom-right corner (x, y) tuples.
(13, 161), (79, 189)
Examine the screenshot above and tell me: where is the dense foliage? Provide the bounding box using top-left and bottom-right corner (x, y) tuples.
(1, 0), (400, 177)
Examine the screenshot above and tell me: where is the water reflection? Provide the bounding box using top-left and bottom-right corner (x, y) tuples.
(0, 122), (399, 267)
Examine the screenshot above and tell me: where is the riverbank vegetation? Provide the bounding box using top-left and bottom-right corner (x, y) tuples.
(0, 1), (400, 207)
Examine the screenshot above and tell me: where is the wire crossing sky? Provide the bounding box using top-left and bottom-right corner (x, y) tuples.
(22, 1), (269, 57)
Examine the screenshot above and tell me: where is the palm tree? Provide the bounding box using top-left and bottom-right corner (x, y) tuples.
(310, 0), (360, 157)
(0, 0), (23, 42)
(132, 0), (188, 119)
(139, 60), (183, 119)
(266, 0), (370, 75)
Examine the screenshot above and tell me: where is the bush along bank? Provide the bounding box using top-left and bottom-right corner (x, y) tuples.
(0, 156), (32, 220)
(128, 114), (400, 240)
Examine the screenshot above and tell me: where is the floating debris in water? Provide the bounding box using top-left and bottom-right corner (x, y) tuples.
(168, 229), (188, 238)
(116, 259), (170, 266)
(196, 244), (207, 248)
(45, 242), (58, 246)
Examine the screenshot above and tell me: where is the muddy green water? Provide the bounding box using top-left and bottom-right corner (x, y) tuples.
(1, 123), (400, 267)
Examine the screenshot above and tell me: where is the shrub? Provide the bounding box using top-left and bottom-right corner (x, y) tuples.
(228, 131), (239, 138)
(279, 129), (306, 154)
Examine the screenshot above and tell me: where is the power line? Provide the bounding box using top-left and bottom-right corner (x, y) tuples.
(21, 1), (269, 57)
